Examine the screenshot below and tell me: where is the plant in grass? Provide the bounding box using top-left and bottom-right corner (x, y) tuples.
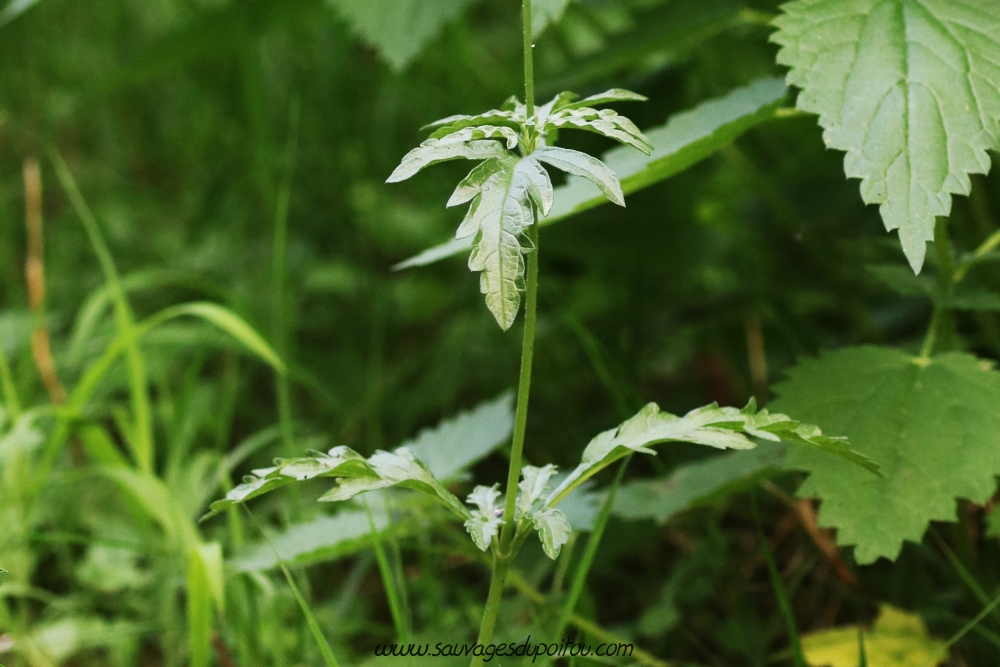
(204, 3), (881, 658)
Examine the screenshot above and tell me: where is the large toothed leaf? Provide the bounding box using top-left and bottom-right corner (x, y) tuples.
(464, 484), (503, 551)
(546, 400), (871, 508)
(395, 78), (788, 270)
(771, 0), (1000, 273)
(386, 128), (515, 183)
(401, 392), (516, 483)
(201, 447), (373, 521)
(319, 447), (469, 520)
(534, 146), (624, 207)
(465, 157), (548, 329)
(530, 508), (573, 559)
(546, 106), (654, 154)
(329, 0), (480, 71)
(773, 346), (1000, 564)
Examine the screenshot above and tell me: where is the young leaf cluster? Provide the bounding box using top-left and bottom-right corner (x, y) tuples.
(387, 89), (652, 329)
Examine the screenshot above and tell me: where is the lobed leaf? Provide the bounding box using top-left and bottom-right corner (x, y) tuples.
(517, 464), (559, 518)
(771, 0), (1000, 273)
(545, 106), (653, 154)
(463, 156), (552, 329)
(425, 110), (523, 138)
(386, 132), (512, 183)
(464, 484), (503, 551)
(395, 78), (788, 270)
(546, 400), (871, 508)
(318, 447), (469, 520)
(529, 507), (572, 559)
(533, 146), (624, 207)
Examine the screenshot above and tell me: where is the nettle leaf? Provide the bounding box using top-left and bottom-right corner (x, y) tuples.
(329, 0), (481, 71)
(463, 156), (553, 329)
(530, 508), (572, 560)
(465, 484), (503, 551)
(425, 110), (523, 139)
(772, 346), (1000, 564)
(395, 78), (788, 270)
(547, 400), (872, 508)
(771, 0), (1000, 273)
(534, 146), (624, 207)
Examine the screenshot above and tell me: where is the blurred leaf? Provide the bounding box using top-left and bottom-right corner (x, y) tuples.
(396, 78), (788, 269)
(866, 264), (934, 297)
(939, 285), (1000, 312)
(402, 392), (515, 482)
(773, 347), (1000, 564)
(0, 0), (42, 28)
(0, 311), (31, 357)
(233, 509), (392, 571)
(161, 302), (285, 373)
(14, 617), (147, 662)
(772, 0), (1000, 273)
(801, 606), (945, 667)
(330, 0), (482, 70)
(186, 544), (220, 667)
(532, 0), (572, 37)
(612, 442), (786, 523)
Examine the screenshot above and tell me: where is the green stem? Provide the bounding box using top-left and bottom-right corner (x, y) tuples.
(472, 1), (538, 653)
(522, 0), (534, 116)
(954, 226), (1000, 283)
(920, 218), (955, 360)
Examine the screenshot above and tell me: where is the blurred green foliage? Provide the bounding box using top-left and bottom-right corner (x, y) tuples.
(2, 0), (1000, 665)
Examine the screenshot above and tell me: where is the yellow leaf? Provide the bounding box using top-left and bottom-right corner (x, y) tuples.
(802, 606), (946, 667)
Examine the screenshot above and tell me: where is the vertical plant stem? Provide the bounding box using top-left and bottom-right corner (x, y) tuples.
(23, 158), (66, 406)
(273, 97), (301, 457)
(473, 1), (538, 653)
(522, 0), (534, 116)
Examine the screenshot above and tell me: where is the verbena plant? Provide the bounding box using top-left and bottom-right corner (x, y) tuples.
(203, 0), (888, 658)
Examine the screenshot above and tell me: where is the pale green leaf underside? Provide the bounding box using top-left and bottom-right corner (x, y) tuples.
(329, 0), (480, 71)
(546, 398), (871, 509)
(772, 0), (1000, 272)
(772, 346), (1000, 564)
(530, 507), (572, 559)
(394, 78), (788, 270)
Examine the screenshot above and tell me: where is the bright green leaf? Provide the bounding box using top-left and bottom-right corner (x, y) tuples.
(771, 0), (1000, 273)
(773, 346), (1000, 564)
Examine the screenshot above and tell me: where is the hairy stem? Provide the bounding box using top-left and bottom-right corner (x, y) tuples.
(522, 0), (534, 116)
